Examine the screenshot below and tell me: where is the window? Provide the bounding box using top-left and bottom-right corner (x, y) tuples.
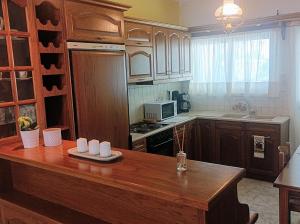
(190, 29), (280, 96)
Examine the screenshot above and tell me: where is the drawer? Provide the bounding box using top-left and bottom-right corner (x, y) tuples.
(64, 0), (125, 43)
(245, 123), (280, 133)
(215, 121), (244, 130)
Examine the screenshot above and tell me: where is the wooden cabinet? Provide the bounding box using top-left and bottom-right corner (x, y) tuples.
(196, 120), (215, 162)
(125, 22), (152, 46)
(245, 124), (280, 179)
(215, 122), (245, 168)
(168, 30), (181, 79)
(153, 27), (169, 80)
(64, 0), (129, 43)
(191, 119), (288, 181)
(181, 33), (191, 77)
(126, 46), (153, 83)
(173, 120), (196, 158)
(132, 138), (147, 152)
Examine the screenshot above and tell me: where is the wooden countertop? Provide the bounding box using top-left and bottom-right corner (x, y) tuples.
(274, 146), (300, 190)
(0, 140), (245, 211)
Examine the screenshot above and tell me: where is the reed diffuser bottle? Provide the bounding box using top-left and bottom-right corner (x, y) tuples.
(175, 125), (188, 172)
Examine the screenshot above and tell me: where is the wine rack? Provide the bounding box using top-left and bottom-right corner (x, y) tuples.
(34, 0), (75, 139)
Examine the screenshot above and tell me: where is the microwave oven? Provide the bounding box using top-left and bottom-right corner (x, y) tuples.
(144, 101), (177, 121)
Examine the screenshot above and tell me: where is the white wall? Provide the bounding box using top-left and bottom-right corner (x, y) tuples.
(128, 83), (184, 124)
(179, 0), (300, 27)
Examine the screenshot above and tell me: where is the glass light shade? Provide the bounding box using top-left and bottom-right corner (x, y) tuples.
(215, 0), (243, 32)
(215, 3), (243, 20)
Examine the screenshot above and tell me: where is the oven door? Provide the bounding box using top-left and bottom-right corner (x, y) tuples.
(147, 129), (174, 156)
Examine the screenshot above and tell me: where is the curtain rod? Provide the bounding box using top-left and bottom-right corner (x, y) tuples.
(189, 12), (300, 37)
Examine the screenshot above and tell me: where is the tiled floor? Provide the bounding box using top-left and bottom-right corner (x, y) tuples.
(238, 178), (300, 224)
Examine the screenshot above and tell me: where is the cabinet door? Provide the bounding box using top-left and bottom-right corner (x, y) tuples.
(64, 0), (124, 43)
(197, 120), (215, 162)
(215, 128), (245, 167)
(181, 33), (191, 77)
(125, 22), (152, 46)
(173, 121), (195, 158)
(168, 31), (181, 79)
(153, 27), (168, 80)
(245, 131), (279, 179)
(126, 46), (153, 83)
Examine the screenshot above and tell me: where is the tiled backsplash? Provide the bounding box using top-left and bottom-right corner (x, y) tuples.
(128, 82), (183, 124)
(181, 81), (290, 116)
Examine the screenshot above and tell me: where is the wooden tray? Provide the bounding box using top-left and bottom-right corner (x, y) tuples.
(68, 147), (122, 162)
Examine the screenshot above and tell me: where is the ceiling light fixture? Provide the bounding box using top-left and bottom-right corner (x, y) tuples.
(215, 0), (243, 32)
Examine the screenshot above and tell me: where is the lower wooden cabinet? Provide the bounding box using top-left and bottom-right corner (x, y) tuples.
(190, 119), (288, 181)
(215, 121), (245, 168)
(196, 120), (215, 162)
(173, 120), (196, 158)
(245, 129), (279, 179)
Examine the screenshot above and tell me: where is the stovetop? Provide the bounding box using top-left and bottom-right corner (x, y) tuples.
(130, 122), (169, 134)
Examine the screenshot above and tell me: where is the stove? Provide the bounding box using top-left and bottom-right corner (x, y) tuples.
(130, 122), (169, 134)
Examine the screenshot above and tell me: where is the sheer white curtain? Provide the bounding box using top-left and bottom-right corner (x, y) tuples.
(285, 25), (300, 151)
(190, 29), (281, 97)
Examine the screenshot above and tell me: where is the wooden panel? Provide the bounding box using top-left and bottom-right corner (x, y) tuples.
(126, 46), (153, 83)
(245, 130), (279, 179)
(71, 51), (129, 148)
(168, 30), (181, 78)
(181, 32), (191, 76)
(125, 22), (152, 46)
(215, 121), (244, 130)
(153, 27), (168, 80)
(64, 0), (125, 43)
(197, 120), (215, 162)
(11, 163), (200, 224)
(215, 128), (245, 168)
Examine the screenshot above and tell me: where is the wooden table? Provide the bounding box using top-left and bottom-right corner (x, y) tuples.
(0, 140), (256, 224)
(274, 147), (300, 224)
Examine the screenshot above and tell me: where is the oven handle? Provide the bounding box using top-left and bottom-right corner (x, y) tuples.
(151, 138), (173, 148)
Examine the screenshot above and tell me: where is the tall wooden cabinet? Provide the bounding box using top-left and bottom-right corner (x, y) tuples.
(0, 0), (42, 142)
(34, 0), (75, 139)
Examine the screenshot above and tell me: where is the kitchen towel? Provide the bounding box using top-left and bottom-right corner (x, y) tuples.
(253, 135), (265, 159)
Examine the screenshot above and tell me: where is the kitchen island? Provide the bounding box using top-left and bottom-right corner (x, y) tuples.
(0, 141), (257, 224)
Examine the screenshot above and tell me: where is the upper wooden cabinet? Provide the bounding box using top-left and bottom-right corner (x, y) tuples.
(125, 22), (152, 46)
(153, 27), (168, 80)
(126, 46), (153, 83)
(181, 33), (191, 77)
(64, 0), (129, 43)
(168, 30), (181, 78)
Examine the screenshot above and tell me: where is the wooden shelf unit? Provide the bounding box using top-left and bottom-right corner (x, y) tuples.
(34, 0), (75, 140)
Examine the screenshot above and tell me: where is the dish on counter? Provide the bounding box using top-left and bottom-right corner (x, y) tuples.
(68, 147), (122, 162)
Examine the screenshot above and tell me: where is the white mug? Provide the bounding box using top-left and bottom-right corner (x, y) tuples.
(77, 138), (88, 153)
(100, 141), (112, 157)
(43, 128), (62, 147)
(89, 140), (100, 155)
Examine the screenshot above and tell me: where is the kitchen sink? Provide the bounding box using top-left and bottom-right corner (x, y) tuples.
(244, 115), (275, 120)
(222, 113), (247, 118)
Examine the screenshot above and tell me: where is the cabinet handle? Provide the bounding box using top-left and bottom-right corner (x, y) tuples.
(252, 135), (271, 139)
(136, 42), (143, 45)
